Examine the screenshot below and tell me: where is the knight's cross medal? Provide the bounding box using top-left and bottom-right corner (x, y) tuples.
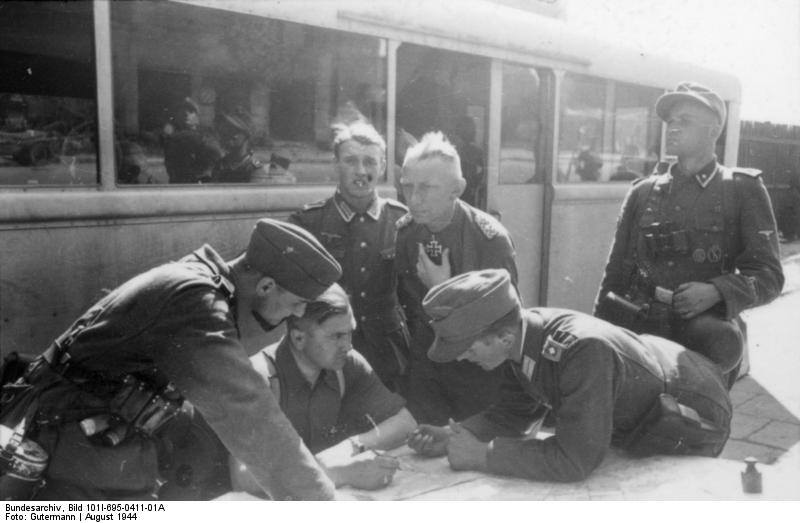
(425, 236), (443, 265)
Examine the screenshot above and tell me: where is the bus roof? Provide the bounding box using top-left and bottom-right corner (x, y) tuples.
(178, 0), (740, 101)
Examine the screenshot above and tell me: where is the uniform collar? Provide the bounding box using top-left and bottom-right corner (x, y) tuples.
(670, 158), (719, 188)
(516, 310), (544, 381)
(333, 190), (381, 222)
(188, 245), (234, 288)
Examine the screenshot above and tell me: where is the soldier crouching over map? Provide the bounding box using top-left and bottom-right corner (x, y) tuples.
(1, 219), (342, 500)
(408, 269), (732, 482)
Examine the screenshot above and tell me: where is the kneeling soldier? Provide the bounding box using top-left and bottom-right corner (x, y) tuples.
(409, 269), (732, 482)
(1, 219), (341, 500)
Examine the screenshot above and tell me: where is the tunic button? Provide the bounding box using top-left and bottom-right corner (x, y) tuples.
(360, 266), (366, 273)
(674, 206), (681, 211)
(360, 242), (367, 248)
(360, 316), (366, 322)
(359, 216), (365, 223)
(667, 261), (675, 267)
(360, 291), (366, 298)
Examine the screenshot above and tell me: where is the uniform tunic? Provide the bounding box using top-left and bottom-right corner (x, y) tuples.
(31, 245), (334, 500)
(256, 338), (406, 454)
(163, 129), (219, 183)
(289, 193), (411, 388)
(396, 199), (518, 424)
(462, 308), (732, 482)
(594, 160), (784, 372)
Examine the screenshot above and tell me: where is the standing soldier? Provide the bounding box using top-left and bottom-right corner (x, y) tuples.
(1, 219), (342, 500)
(289, 120), (411, 391)
(594, 82), (784, 384)
(396, 132), (517, 425)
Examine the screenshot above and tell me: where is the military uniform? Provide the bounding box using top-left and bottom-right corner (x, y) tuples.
(252, 338), (407, 454)
(16, 245), (333, 500)
(396, 200), (518, 424)
(459, 307), (732, 482)
(595, 159), (784, 374)
(213, 151), (268, 183)
(3, 219), (342, 501)
(289, 193), (411, 389)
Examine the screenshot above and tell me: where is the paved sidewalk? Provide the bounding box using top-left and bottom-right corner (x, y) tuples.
(719, 243), (800, 488)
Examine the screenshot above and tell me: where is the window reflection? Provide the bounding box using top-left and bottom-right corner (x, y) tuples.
(499, 65), (545, 184)
(110, 2), (387, 185)
(0, 2), (97, 186)
(558, 74), (661, 183)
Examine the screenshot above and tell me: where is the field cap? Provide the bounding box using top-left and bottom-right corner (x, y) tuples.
(655, 82), (726, 125)
(423, 269), (519, 363)
(246, 219), (341, 300)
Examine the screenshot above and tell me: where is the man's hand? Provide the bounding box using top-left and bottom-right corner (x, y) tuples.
(446, 419), (488, 472)
(407, 424), (450, 457)
(340, 451), (401, 491)
(673, 282), (722, 319)
(416, 243), (451, 289)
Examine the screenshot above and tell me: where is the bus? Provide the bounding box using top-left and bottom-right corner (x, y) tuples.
(0, 0), (741, 357)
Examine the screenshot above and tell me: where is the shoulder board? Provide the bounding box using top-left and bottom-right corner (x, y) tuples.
(385, 198), (409, 213)
(731, 167), (762, 178)
(396, 213), (414, 229)
(301, 198), (328, 211)
(474, 211), (502, 240)
(541, 329), (578, 362)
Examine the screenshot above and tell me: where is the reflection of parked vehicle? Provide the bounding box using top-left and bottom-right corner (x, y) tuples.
(0, 129), (62, 166)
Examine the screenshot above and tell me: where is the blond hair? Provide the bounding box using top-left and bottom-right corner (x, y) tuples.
(402, 131), (463, 180)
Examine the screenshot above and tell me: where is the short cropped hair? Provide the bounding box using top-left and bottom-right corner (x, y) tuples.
(402, 131), (462, 179)
(332, 120), (387, 159)
(287, 283), (352, 332)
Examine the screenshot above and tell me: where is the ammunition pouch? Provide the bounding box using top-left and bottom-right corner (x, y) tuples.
(624, 393), (729, 457)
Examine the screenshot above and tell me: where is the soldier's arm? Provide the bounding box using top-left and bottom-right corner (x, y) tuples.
(710, 176), (785, 318)
(153, 287), (336, 500)
(461, 364), (542, 438)
(478, 341), (616, 482)
(481, 232), (519, 286)
(594, 184), (641, 320)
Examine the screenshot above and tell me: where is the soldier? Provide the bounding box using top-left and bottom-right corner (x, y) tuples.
(230, 283), (416, 493)
(213, 108), (269, 183)
(396, 131), (517, 425)
(409, 269), (732, 482)
(162, 97), (221, 184)
(289, 120), (411, 391)
(594, 82), (784, 383)
(1, 219), (342, 500)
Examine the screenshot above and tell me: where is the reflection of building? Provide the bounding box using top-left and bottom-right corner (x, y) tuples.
(110, 2), (387, 184)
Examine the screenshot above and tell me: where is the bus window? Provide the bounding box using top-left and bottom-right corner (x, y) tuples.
(557, 73), (661, 183)
(0, 2), (98, 186)
(396, 44), (490, 208)
(611, 82), (662, 181)
(499, 64), (546, 184)
(110, 1), (387, 186)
